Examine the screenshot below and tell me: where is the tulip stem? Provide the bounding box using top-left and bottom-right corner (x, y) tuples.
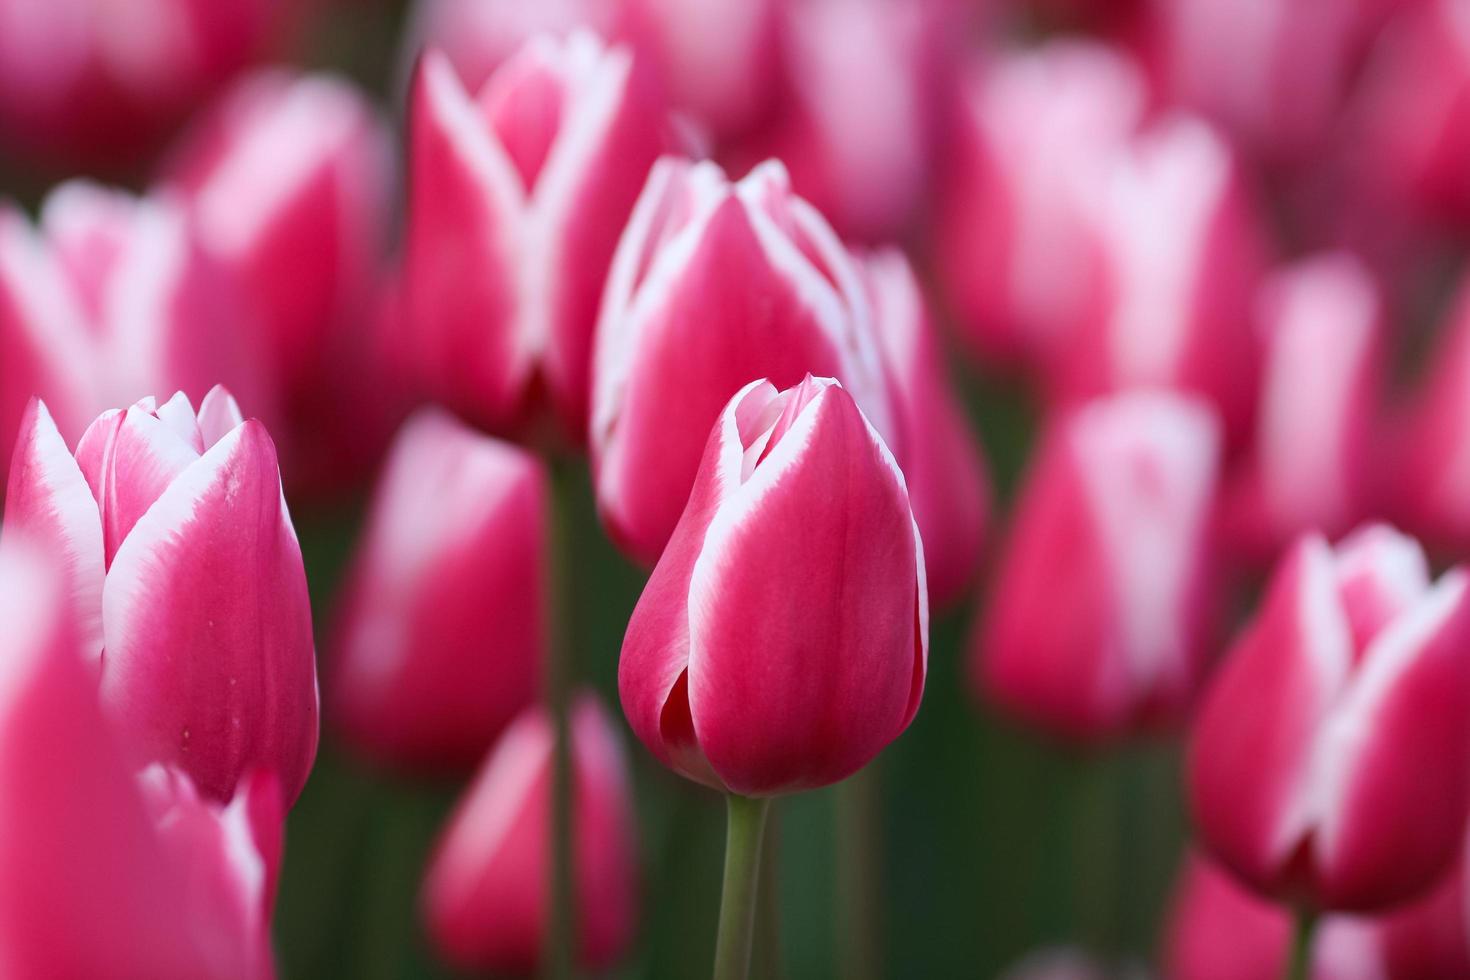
(835, 767), (881, 980)
(1286, 907), (1317, 980)
(542, 457), (578, 980)
(713, 794), (772, 980)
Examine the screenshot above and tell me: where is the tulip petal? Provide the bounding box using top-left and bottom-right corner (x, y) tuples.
(198, 385), (246, 449)
(90, 407), (202, 565)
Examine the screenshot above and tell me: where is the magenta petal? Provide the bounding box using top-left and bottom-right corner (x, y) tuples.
(99, 420), (318, 804)
(96, 407), (202, 565)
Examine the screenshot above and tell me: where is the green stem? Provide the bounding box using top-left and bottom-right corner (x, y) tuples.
(713, 795), (772, 980)
(835, 768), (881, 980)
(1073, 753), (1119, 959)
(542, 458), (577, 980)
(1286, 908), (1317, 980)
(754, 805), (783, 980)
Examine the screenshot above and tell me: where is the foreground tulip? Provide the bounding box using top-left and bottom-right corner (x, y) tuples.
(1189, 524), (1470, 913)
(592, 158), (893, 564)
(0, 541), (282, 978)
(403, 31), (666, 439)
(863, 250), (990, 607)
(4, 388), (317, 805)
(422, 694), (638, 975)
(974, 391), (1222, 741)
(331, 408), (545, 771)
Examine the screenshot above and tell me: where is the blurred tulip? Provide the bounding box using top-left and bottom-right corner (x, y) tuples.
(620, 375), (926, 795)
(1189, 524), (1470, 912)
(935, 42), (1145, 370)
(165, 69), (395, 494)
(402, 31), (667, 440)
(423, 693), (638, 975)
(331, 408), (545, 771)
(4, 388), (318, 805)
(0, 541), (281, 979)
(1227, 253), (1383, 561)
(591, 157), (893, 564)
(862, 249), (990, 608)
(0, 181), (271, 480)
(974, 391), (1222, 741)
(0, 0), (299, 167)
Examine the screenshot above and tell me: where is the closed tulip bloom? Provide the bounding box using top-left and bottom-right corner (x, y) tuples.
(935, 42), (1145, 370)
(974, 391), (1222, 741)
(423, 694), (638, 975)
(863, 249), (990, 608)
(1227, 254), (1383, 561)
(331, 408), (545, 771)
(592, 158), (893, 565)
(4, 387), (318, 805)
(620, 375), (926, 795)
(1188, 524), (1470, 912)
(403, 32), (666, 439)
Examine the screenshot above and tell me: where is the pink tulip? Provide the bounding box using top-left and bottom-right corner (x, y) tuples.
(591, 157), (893, 565)
(862, 249), (990, 608)
(973, 391), (1222, 741)
(1226, 253), (1383, 561)
(0, 541), (281, 978)
(402, 32), (667, 440)
(0, 181), (272, 480)
(422, 693), (638, 975)
(4, 388), (318, 805)
(1189, 524), (1470, 912)
(620, 375), (926, 795)
(934, 42), (1146, 370)
(331, 408), (545, 771)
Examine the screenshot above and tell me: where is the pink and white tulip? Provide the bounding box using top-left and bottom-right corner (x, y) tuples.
(973, 391), (1222, 741)
(331, 409), (545, 772)
(1189, 524), (1470, 912)
(592, 158), (893, 565)
(402, 32), (667, 439)
(4, 387), (318, 805)
(422, 694), (638, 975)
(620, 376), (926, 795)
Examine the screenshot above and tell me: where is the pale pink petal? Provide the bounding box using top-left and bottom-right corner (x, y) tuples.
(197, 385), (246, 448)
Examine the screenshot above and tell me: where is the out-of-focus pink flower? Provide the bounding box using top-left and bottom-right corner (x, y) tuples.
(165, 69), (395, 494)
(935, 42), (1146, 370)
(1189, 525), (1470, 913)
(0, 0), (300, 167)
(1163, 851), (1470, 980)
(591, 158), (893, 565)
(1226, 253), (1383, 562)
(422, 694), (638, 975)
(973, 391), (1222, 741)
(402, 32), (667, 440)
(0, 541), (281, 979)
(331, 409), (545, 772)
(620, 376), (926, 795)
(1055, 116), (1267, 442)
(862, 249), (990, 608)
(4, 388), (318, 805)
(0, 181), (272, 480)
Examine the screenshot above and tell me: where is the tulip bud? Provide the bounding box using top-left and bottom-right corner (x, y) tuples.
(620, 376), (926, 795)
(935, 42), (1145, 370)
(331, 408), (545, 771)
(403, 32), (667, 439)
(4, 387), (318, 805)
(1227, 254), (1383, 561)
(973, 391), (1222, 741)
(422, 694), (638, 975)
(1188, 524), (1470, 912)
(592, 157), (893, 564)
(862, 249), (990, 608)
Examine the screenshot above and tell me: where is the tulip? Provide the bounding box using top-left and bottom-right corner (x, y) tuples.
(0, 181), (271, 481)
(620, 375), (926, 795)
(934, 42), (1145, 370)
(862, 249), (990, 608)
(1188, 524), (1470, 912)
(0, 541), (282, 979)
(4, 387), (318, 805)
(422, 693), (638, 975)
(974, 391), (1222, 741)
(591, 157), (894, 565)
(330, 408), (545, 771)
(1226, 254), (1383, 561)
(402, 31), (667, 440)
